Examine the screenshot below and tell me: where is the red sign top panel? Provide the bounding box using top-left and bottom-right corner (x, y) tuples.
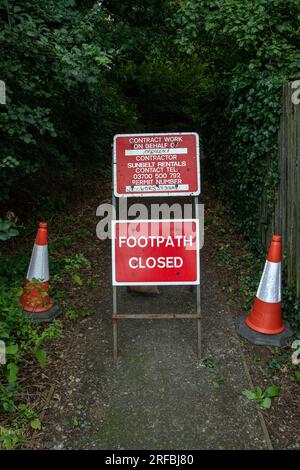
(113, 132), (200, 197)
(112, 219), (200, 286)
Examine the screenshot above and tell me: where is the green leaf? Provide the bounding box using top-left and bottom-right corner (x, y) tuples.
(242, 390), (257, 400)
(261, 397), (271, 409)
(267, 359), (281, 369)
(35, 349), (47, 367)
(6, 344), (18, 355)
(72, 416), (79, 428)
(22, 133), (33, 144)
(265, 385), (280, 398)
(30, 418), (41, 430)
(8, 229), (19, 237)
(7, 362), (18, 384)
(0, 233), (9, 241)
(72, 273), (83, 286)
(255, 387), (264, 398)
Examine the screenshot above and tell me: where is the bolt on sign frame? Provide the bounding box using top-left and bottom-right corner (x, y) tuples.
(111, 132), (201, 361)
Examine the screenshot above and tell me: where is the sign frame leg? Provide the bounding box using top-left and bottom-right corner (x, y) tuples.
(113, 286), (118, 362)
(194, 195), (202, 360)
(112, 168), (119, 362)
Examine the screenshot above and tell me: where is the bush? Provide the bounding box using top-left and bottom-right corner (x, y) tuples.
(0, 0), (138, 209)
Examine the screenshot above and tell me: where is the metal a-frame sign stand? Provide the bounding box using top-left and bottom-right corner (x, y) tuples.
(111, 133), (201, 361)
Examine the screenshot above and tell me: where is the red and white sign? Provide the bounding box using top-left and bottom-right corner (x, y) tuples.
(112, 219), (200, 285)
(113, 132), (200, 197)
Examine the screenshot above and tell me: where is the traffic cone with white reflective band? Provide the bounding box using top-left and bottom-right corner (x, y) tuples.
(246, 235), (283, 334)
(236, 235), (292, 346)
(20, 222), (61, 321)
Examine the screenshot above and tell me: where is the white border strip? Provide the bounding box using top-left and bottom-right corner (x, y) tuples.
(111, 219), (200, 286)
(113, 132), (201, 197)
(125, 148), (188, 156)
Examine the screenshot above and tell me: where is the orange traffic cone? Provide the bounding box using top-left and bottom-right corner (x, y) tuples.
(236, 235), (292, 346)
(20, 222), (61, 321)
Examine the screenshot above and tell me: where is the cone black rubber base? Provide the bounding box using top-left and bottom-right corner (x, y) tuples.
(236, 316), (293, 347)
(24, 303), (62, 323)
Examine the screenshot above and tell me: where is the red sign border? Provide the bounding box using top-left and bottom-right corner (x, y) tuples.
(112, 219), (200, 286)
(113, 132), (201, 197)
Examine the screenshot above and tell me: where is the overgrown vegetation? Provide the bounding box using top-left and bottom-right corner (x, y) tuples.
(166, 0), (300, 242)
(0, 215), (97, 448)
(0, 0), (139, 209)
(2, 0), (300, 232)
(0, 252), (61, 448)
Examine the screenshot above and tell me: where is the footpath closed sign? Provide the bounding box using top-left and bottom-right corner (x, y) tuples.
(113, 132), (200, 197)
(112, 219), (200, 285)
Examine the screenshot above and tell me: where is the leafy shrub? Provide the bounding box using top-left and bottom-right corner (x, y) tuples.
(0, 0), (139, 208)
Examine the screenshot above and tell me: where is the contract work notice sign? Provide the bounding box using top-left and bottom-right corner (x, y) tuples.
(113, 132), (200, 197)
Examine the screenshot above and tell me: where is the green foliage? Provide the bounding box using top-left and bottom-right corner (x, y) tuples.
(0, 426), (24, 450)
(66, 307), (95, 321)
(242, 385), (280, 409)
(72, 273), (83, 286)
(64, 253), (90, 272)
(0, 219), (19, 241)
(0, 0), (139, 206)
(194, 1), (299, 240)
(0, 403), (41, 449)
(72, 416), (79, 428)
(30, 418), (41, 430)
(5, 0), (298, 252)
(0, 255), (61, 447)
(87, 278), (98, 288)
(282, 287), (300, 336)
(0, 283), (61, 393)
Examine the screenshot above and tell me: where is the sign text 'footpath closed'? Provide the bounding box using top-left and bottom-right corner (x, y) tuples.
(112, 220), (200, 285)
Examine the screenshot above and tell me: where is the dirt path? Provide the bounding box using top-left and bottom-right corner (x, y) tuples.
(31, 184), (272, 450)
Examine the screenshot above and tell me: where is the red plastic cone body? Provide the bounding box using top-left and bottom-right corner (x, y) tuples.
(20, 222), (53, 313)
(245, 235), (284, 335)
